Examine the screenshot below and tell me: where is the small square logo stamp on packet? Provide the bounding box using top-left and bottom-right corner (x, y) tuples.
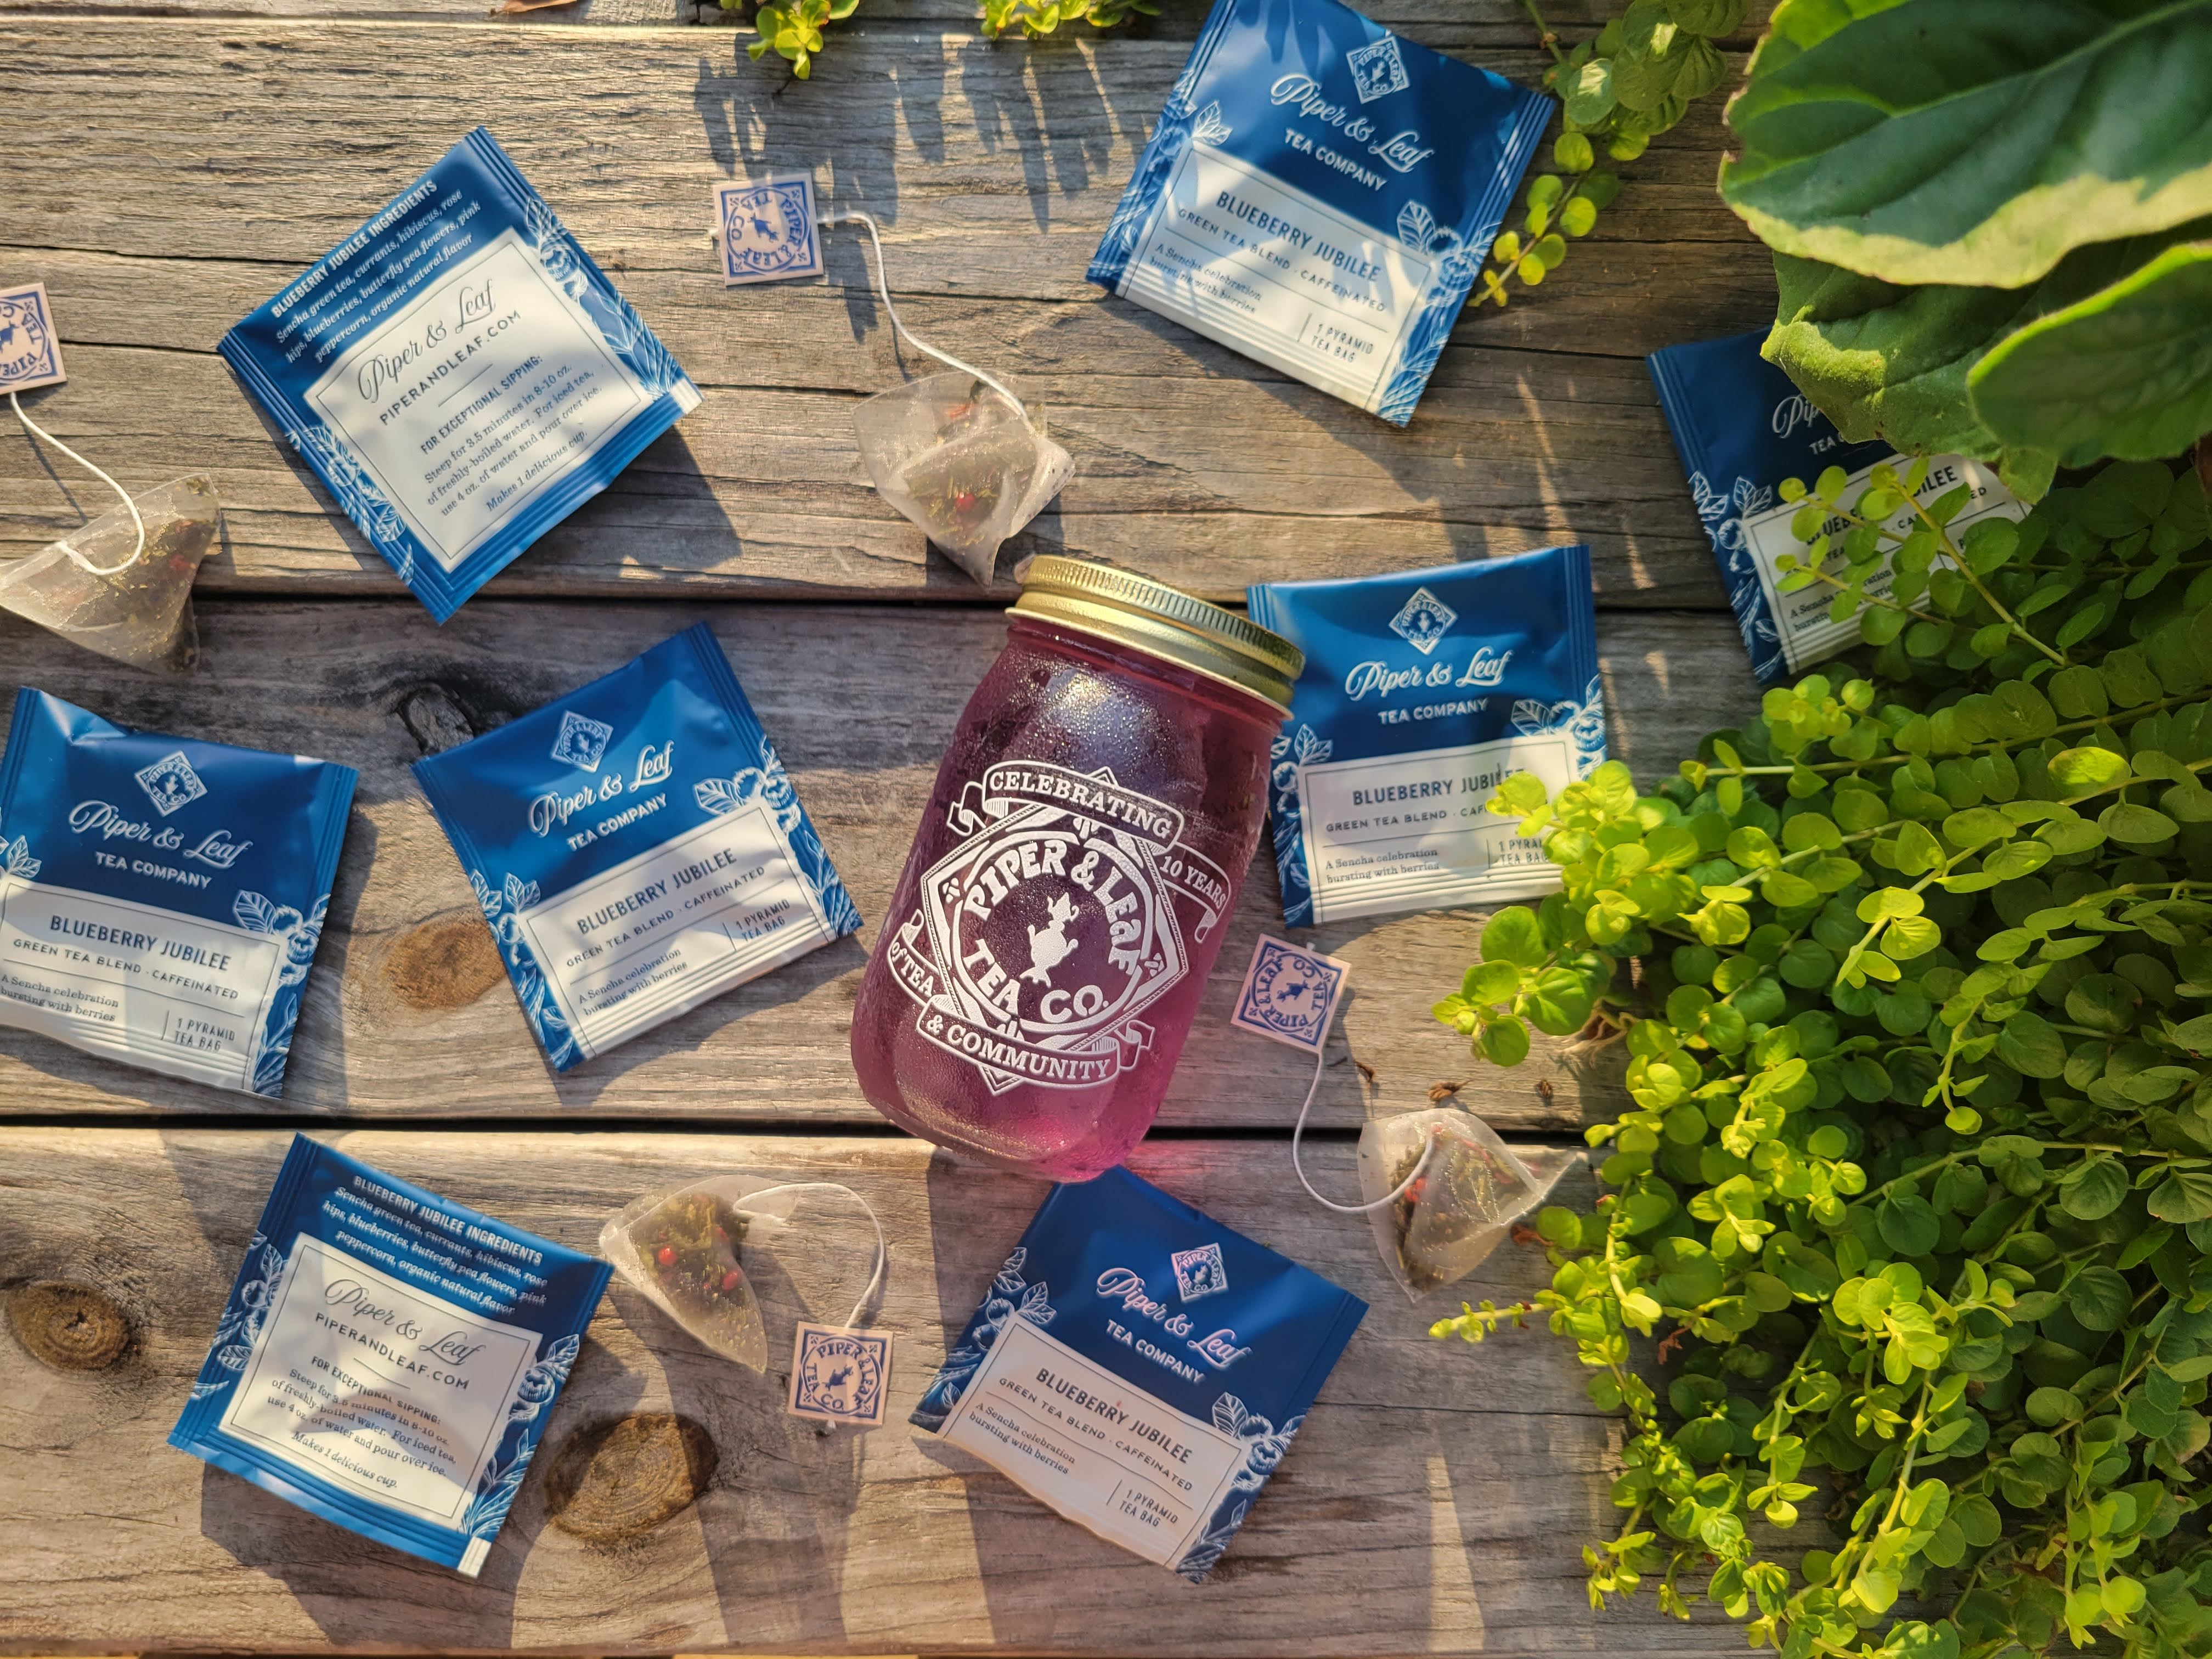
(714, 175), (824, 285)
(787, 1322), (893, 1426)
(0, 282), (66, 393)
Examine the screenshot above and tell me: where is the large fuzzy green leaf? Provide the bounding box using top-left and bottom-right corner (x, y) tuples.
(1722, 0), (2212, 287)
(1969, 241), (2212, 463)
(1763, 217), (2212, 461)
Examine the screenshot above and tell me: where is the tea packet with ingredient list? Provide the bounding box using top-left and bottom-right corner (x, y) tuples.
(170, 1133), (610, 1577)
(219, 127), (698, 623)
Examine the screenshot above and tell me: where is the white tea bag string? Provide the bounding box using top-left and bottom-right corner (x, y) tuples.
(746, 1180), (888, 1328)
(819, 210), (1026, 418)
(9, 391), (145, 577)
(1290, 1045), (1435, 1214)
(1232, 935), (1436, 1214)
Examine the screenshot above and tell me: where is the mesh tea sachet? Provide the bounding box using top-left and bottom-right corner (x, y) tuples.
(414, 623), (860, 1069)
(221, 127), (699, 623)
(914, 1166), (1365, 1581)
(170, 1133), (610, 1578)
(1089, 0), (1549, 425)
(1648, 328), (2025, 685)
(1248, 544), (1605, 926)
(0, 689), (354, 1095)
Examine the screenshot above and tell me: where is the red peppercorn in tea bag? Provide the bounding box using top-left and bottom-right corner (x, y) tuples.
(852, 371), (1073, 585)
(1356, 1106), (1552, 1299)
(600, 1176), (888, 1372)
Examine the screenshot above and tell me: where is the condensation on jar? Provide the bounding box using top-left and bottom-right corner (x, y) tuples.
(850, 556), (1301, 1181)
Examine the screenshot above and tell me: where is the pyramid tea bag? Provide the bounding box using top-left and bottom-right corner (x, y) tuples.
(1357, 1105), (1547, 1298)
(854, 371), (1072, 585)
(0, 475), (219, 673)
(821, 212), (1071, 585)
(601, 1175), (884, 1374)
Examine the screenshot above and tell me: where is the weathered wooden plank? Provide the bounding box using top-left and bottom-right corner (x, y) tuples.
(0, 1127), (1747, 1657)
(0, 21), (1773, 604)
(0, 0), (1764, 45)
(0, 599), (1759, 1124)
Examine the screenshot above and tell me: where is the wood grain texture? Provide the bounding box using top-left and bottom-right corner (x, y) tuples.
(0, 20), (1777, 605)
(0, 599), (1760, 1125)
(0, 1127), (1748, 1657)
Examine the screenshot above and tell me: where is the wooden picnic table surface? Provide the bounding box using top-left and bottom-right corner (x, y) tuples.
(0, 1), (1775, 1652)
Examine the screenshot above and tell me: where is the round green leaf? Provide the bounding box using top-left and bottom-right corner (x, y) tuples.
(2067, 1265), (2132, 1331)
(1879, 1192), (1941, 1256)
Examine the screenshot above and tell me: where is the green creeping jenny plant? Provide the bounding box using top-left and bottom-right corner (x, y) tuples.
(737, 0), (1154, 75)
(1434, 455), (2212, 1659)
(1476, 0), (1745, 307)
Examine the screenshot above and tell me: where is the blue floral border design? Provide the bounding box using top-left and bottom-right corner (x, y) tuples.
(470, 869), (579, 1068)
(1376, 202), (1485, 428)
(462, 1333), (581, 1541)
(1267, 723), (1332, 929)
(693, 734), (862, 940)
(1689, 469), (1788, 685)
(912, 1246), (1057, 1430)
(234, 891), (329, 1097)
(1172, 1392), (1306, 1581)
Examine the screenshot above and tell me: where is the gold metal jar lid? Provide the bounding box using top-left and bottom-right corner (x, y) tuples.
(1011, 556), (1304, 713)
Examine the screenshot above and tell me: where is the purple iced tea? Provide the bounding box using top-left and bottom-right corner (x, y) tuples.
(850, 557), (1300, 1180)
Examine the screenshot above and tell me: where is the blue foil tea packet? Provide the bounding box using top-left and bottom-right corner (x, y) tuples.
(413, 623), (860, 1070)
(1089, 0), (1549, 425)
(913, 1166), (1365, 1581)
(0, 689), (355, 1096)
(170, 1133), (610, 1578)
(221, 127), (699, 623)
(1648, 329), (2025, 685)
(1249, 544), (1604, 927)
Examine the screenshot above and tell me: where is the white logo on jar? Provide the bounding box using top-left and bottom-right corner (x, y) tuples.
(885, 761), (1231, 1094)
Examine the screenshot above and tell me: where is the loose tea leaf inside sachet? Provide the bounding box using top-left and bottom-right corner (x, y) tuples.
(0, 475), (219, 673)
(1357, 1105), (1548, 1298)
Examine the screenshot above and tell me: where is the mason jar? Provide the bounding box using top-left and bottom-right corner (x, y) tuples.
(849, 556), (1301, 1181)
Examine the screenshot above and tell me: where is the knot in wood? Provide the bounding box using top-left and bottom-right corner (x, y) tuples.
(382, 913), (506, 1011)
(8, 1282), (130, 1372)
(543, 1413), (718, 1542)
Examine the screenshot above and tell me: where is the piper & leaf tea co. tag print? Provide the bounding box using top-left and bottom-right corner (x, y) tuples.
(714, 176), (824, 286)
(1231, 935), (1350, 1053)
(787, 1322), (893, 1426)
(0, 282), (66, 393)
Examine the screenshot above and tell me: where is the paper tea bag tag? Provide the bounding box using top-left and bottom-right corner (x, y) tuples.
(787, 1323), (893, 1426)
(0, 283), (66, 393)
(714, 175), (824, 285)
(1232, 935), (1351, 1053)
